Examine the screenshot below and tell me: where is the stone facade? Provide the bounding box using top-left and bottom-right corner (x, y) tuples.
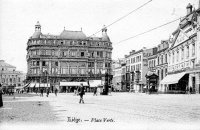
(125, 47), (156, 92)
(112, 59), (125, 91)
(156, 40), (169, 92)
(165, 4), (200, 93)
(26, 22), (112, 88)
(0, 60), (26, 87)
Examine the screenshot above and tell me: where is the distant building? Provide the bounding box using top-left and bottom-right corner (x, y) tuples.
(161, 3), (200, 94)
(147, 47), (157, 73)
(112, 59), (125, 91)
(0, 60), (26, 87)
(125, 47), (156, 92)
(156, 40), (169, 92)
(146, 47), (158, 92)
(26, 22), (112, 92)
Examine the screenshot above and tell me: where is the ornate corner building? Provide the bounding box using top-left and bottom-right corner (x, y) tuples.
(160, 4), (200, 94)
(26, 22), (112, 87)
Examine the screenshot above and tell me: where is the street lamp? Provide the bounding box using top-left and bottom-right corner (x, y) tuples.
(100, 69), (109, 95)
(135, 70), (141, 92)
(130, 71), (135, 91)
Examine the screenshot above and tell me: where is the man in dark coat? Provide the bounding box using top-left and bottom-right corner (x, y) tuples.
(55, 88), (58, 96)
(93, 87), (97, 96)
(78, 83), (85, 104)
(0, 83), (3, 107)
(46, 88), (50, 97)
(40, 88), (44, 97)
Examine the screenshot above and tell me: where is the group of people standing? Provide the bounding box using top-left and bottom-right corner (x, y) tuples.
(39, 88), (58, 97)
(186, 86), (194, 94)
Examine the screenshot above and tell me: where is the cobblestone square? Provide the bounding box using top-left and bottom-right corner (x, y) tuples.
(1, 93), (200, 130)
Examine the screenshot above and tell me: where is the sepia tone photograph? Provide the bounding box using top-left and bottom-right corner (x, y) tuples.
(0, 0), (200, 130)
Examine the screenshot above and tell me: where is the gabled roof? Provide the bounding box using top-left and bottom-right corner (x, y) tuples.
(170, 30), (180, 49)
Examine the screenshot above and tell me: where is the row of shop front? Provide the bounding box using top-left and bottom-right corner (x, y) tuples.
(146, 71), (199, 94)
(125, 69), (200, 94)
(25, 80), (103, 93)
(159, 69), (200, 94)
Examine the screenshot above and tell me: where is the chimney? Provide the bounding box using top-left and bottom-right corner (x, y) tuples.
(132, 50), (135, 53)
(199, 0), (200, 9)
(142, 47), (147, 50)
(186, 3), (193, 15)
(125, 55), (128, 58)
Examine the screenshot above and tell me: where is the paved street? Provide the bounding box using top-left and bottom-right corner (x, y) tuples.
(1, 93), (200, 130)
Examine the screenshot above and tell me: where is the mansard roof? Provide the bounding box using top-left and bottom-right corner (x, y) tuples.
(60, 30), (87, 40)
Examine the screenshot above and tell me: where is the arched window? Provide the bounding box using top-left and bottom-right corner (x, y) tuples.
(181, 48), (184, 60)
(177, 50), (179, 62)
(186, 46), (189, 59)
(161, 55), (163, 64)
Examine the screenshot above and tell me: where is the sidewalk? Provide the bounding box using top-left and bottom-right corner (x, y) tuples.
(0, 93), (57, 123)
(1, 92), (200, 130)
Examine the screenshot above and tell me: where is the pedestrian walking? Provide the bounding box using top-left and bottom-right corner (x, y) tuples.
(93, 87), (97, 96)
(186, 86), (189, 94)
(74, 88), (77, 96)
(35, 88), (38, 94)
(46, 88), (50, 97)
(40, 88), (44, 97)
(108, 88), (112, 95)
(78, 83), (85, 104)
(190, 87), (192, 94)
(0, 83), (3, 107)
(55, 88), (58, 96)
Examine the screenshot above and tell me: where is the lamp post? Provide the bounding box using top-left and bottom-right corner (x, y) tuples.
(130, 71), (134, 91)
(101, 69), (109, 95)
(135, 70), (141, 92)
(44, 70), (49, 91)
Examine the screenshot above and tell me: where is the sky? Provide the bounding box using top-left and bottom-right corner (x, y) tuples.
(0, 0), (199, 73)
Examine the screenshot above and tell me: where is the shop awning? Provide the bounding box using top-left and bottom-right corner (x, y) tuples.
(35, 83), (40, 88)
(29, 83), (50, 88)
(23, 83), (31, 88)
(160, 72), (187, 84)
(39, 83), (50, 87)
(60, 82), (88, 86)
(89, 80), (102, 87)
(29, 83), (36, 88)
(15, 86), (24, 89)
